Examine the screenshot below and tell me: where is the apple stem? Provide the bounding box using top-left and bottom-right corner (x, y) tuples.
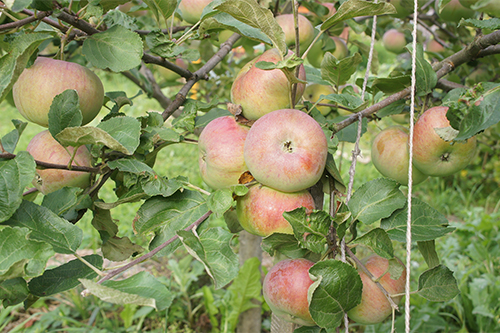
(344, 246), (400, 311)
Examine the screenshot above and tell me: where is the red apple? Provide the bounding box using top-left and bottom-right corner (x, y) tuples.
(13, 58), (104, 128)
(198, 116), (249, 190)
(275, 14), (315, 52)
(348, 255), (407, 325)
(413, 106), (477, 177)
(26, 130), (92, 195)
(236, 184), (315, 237)
(307, 35), (349, 68)
(178, 0), (213, 24)
(382, 29), (407, 54)
(371, 126), (428, 186)
(243, 109), (328, 193)
(231, 48), (306, 121)
(263, 258), (316, 326)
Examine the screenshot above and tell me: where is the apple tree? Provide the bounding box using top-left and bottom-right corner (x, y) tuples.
(0, 0), (499, 331)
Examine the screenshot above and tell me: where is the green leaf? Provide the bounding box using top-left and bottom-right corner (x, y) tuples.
(294, 327), (327, 333)
(5, 200), (83, 254)
(91, 206), (119, 238)
(372, 75), (411, 95)
(321, 53), (362, 88)
(323, 93), (363, 111)
(48, 89), (83, 139)
(108, 159), (155, 175)
(28, 255), (103, 297)
(82, 25), (143, 72)
(325, 153), (346, 194)
(142, 0), (177, 24)
(284, 208), (330, 254)
(417, 265), (459, 302)
(41, 187), (92, 221)
(459, 17), (500, 30)
(1, 119), (27, 153)
(417, 240), (440, 268)
(261, 233), (319, 261)
(0, 277), (29, 307)
(207, 189), (233, 217)
(104, 9), (139, 30)
(102, 236), (144, 262)
(215, 0), (286, 55)
(177, 227), (238, 289)
(321, 0), (396, 31)
(0, 226), (54, 281)
(225, 257), (262, 330)
(0, 151), (36, 223)
(348, 178), (407, 225)
(304, 66), (331, 86)
(334, 117), (368, 143)
(0, 32), (53, 102)
(351, 228), (394, 259)
(102, 271), (173, 311)
(407, 44), (437, 96)
(380, 197), (455, 242)
(308, 259), (363, 329)
(80, 278), (156, 308)
(98, 116), (141, 153)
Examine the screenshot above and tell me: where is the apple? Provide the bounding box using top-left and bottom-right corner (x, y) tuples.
(198, 116), (249, 190)
(436, 0), (475, 22)
(307, 35), (348, 68)
(348, 255), (407, 325)
(263, 258), (316, 326)
(303, 84), (335, 116)
(426, 39), (445, 53)
(413, 106), (477, 177)
(371, 126), (428, 186)
(26, 130), (92, 195)
(382, 29), (406, 54)
(155, 58), (189, 82)
(178, 0), (213, 24)
(12, 57), (104, 127)
(275, 14), (315, 52)
(236, 184), (315, 237)
(230, 48), (306, 121)
(243, 109), (328, 193)
(388, 0), (426, 18)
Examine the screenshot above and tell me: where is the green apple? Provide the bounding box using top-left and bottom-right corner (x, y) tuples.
(243, 109), (328, 193)
(198, 116), (249, 190)
(275, 14), (315, 53)
(303, 84), (335, 116)
(26, 130), (92, 195)
(12, 57), (104, 127)
(348, 255), (407, 325)
(371, 126), (428, 186)
(413, 106), (477, 177)
(236, 184), (315, 237)
(382, 29), (407, 54)
(263, 258), (316, 326)
(178, 0), (213, 24)
(231, 48), (306, 120)
(437, 0), (475, 22)
(307, 35), (348, 68)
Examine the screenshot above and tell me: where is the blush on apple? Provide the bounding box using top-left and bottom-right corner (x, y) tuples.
(243, 109), (328, 193)
(412, 106), (477, 177)
(236, 184), (315, 237)
(12, 57), (104, 127)
(198, 116), (249, 190)
(382, 29), (407, 54)
(26, 130), (92, 195)
(263, 258), (316, 326)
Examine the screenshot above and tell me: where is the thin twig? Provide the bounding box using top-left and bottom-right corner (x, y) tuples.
(0, 152), (102, 173)
(0, 10), (52, 31)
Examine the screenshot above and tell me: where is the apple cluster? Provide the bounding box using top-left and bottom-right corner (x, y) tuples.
(12, 57), (104, 194)
(371, 106), (477, 185)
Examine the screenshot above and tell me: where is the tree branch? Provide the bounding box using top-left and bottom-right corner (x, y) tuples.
(0, 10), (52, 32)
(121, 65), (172, 109)
(0, 152), (102, 173)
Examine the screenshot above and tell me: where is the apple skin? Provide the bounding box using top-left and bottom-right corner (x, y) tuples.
(303, 84), (335, 116)
(437, 0), (475, 22)
(231, 48), (306, 121)
(307, 36), (348, 68)
(348, 255), (407, 325)
(275, 14), (315, 52)
(382, 29), (407, 54)
(244, 109), (328, 193)
(263, 258), (316, 326)
(198, 116), (249, 190)
(26, 130), (92, 195)
(178, 0), (213, 24)
(426, 39), (445, 53)
(413, 106), (477, 177)
(371, 126), (428, 186)
(236, 184), (315, 237)
(13, 57), (104, 128)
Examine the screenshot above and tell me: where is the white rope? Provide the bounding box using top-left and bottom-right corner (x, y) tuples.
(405, 0), (419, 331)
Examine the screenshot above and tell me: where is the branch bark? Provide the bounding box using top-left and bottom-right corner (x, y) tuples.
(0, 152), (102, 173)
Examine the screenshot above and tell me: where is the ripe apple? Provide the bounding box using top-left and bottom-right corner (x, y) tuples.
(198, 116), (249, 190)
(12, 57), (104, 127)
(348, 255), (407, 325)
(413, 106), (477, 177)
(382, 29), (407, 54)
(26, 130), (92, 195)
(371, 126), (428, 186)
(178, 0), (213, 24)
(230, 48), (306, 120)
(236, 184), (315, 237)
(243, 109), (328, 193)
(303, 84), (335, 116)
(275, 14), (315, 52)
(436, 0), (475, 22)
(426, 39), (445, 53)
(263, 258), (316, 326)
(307, 35), (348, 68)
